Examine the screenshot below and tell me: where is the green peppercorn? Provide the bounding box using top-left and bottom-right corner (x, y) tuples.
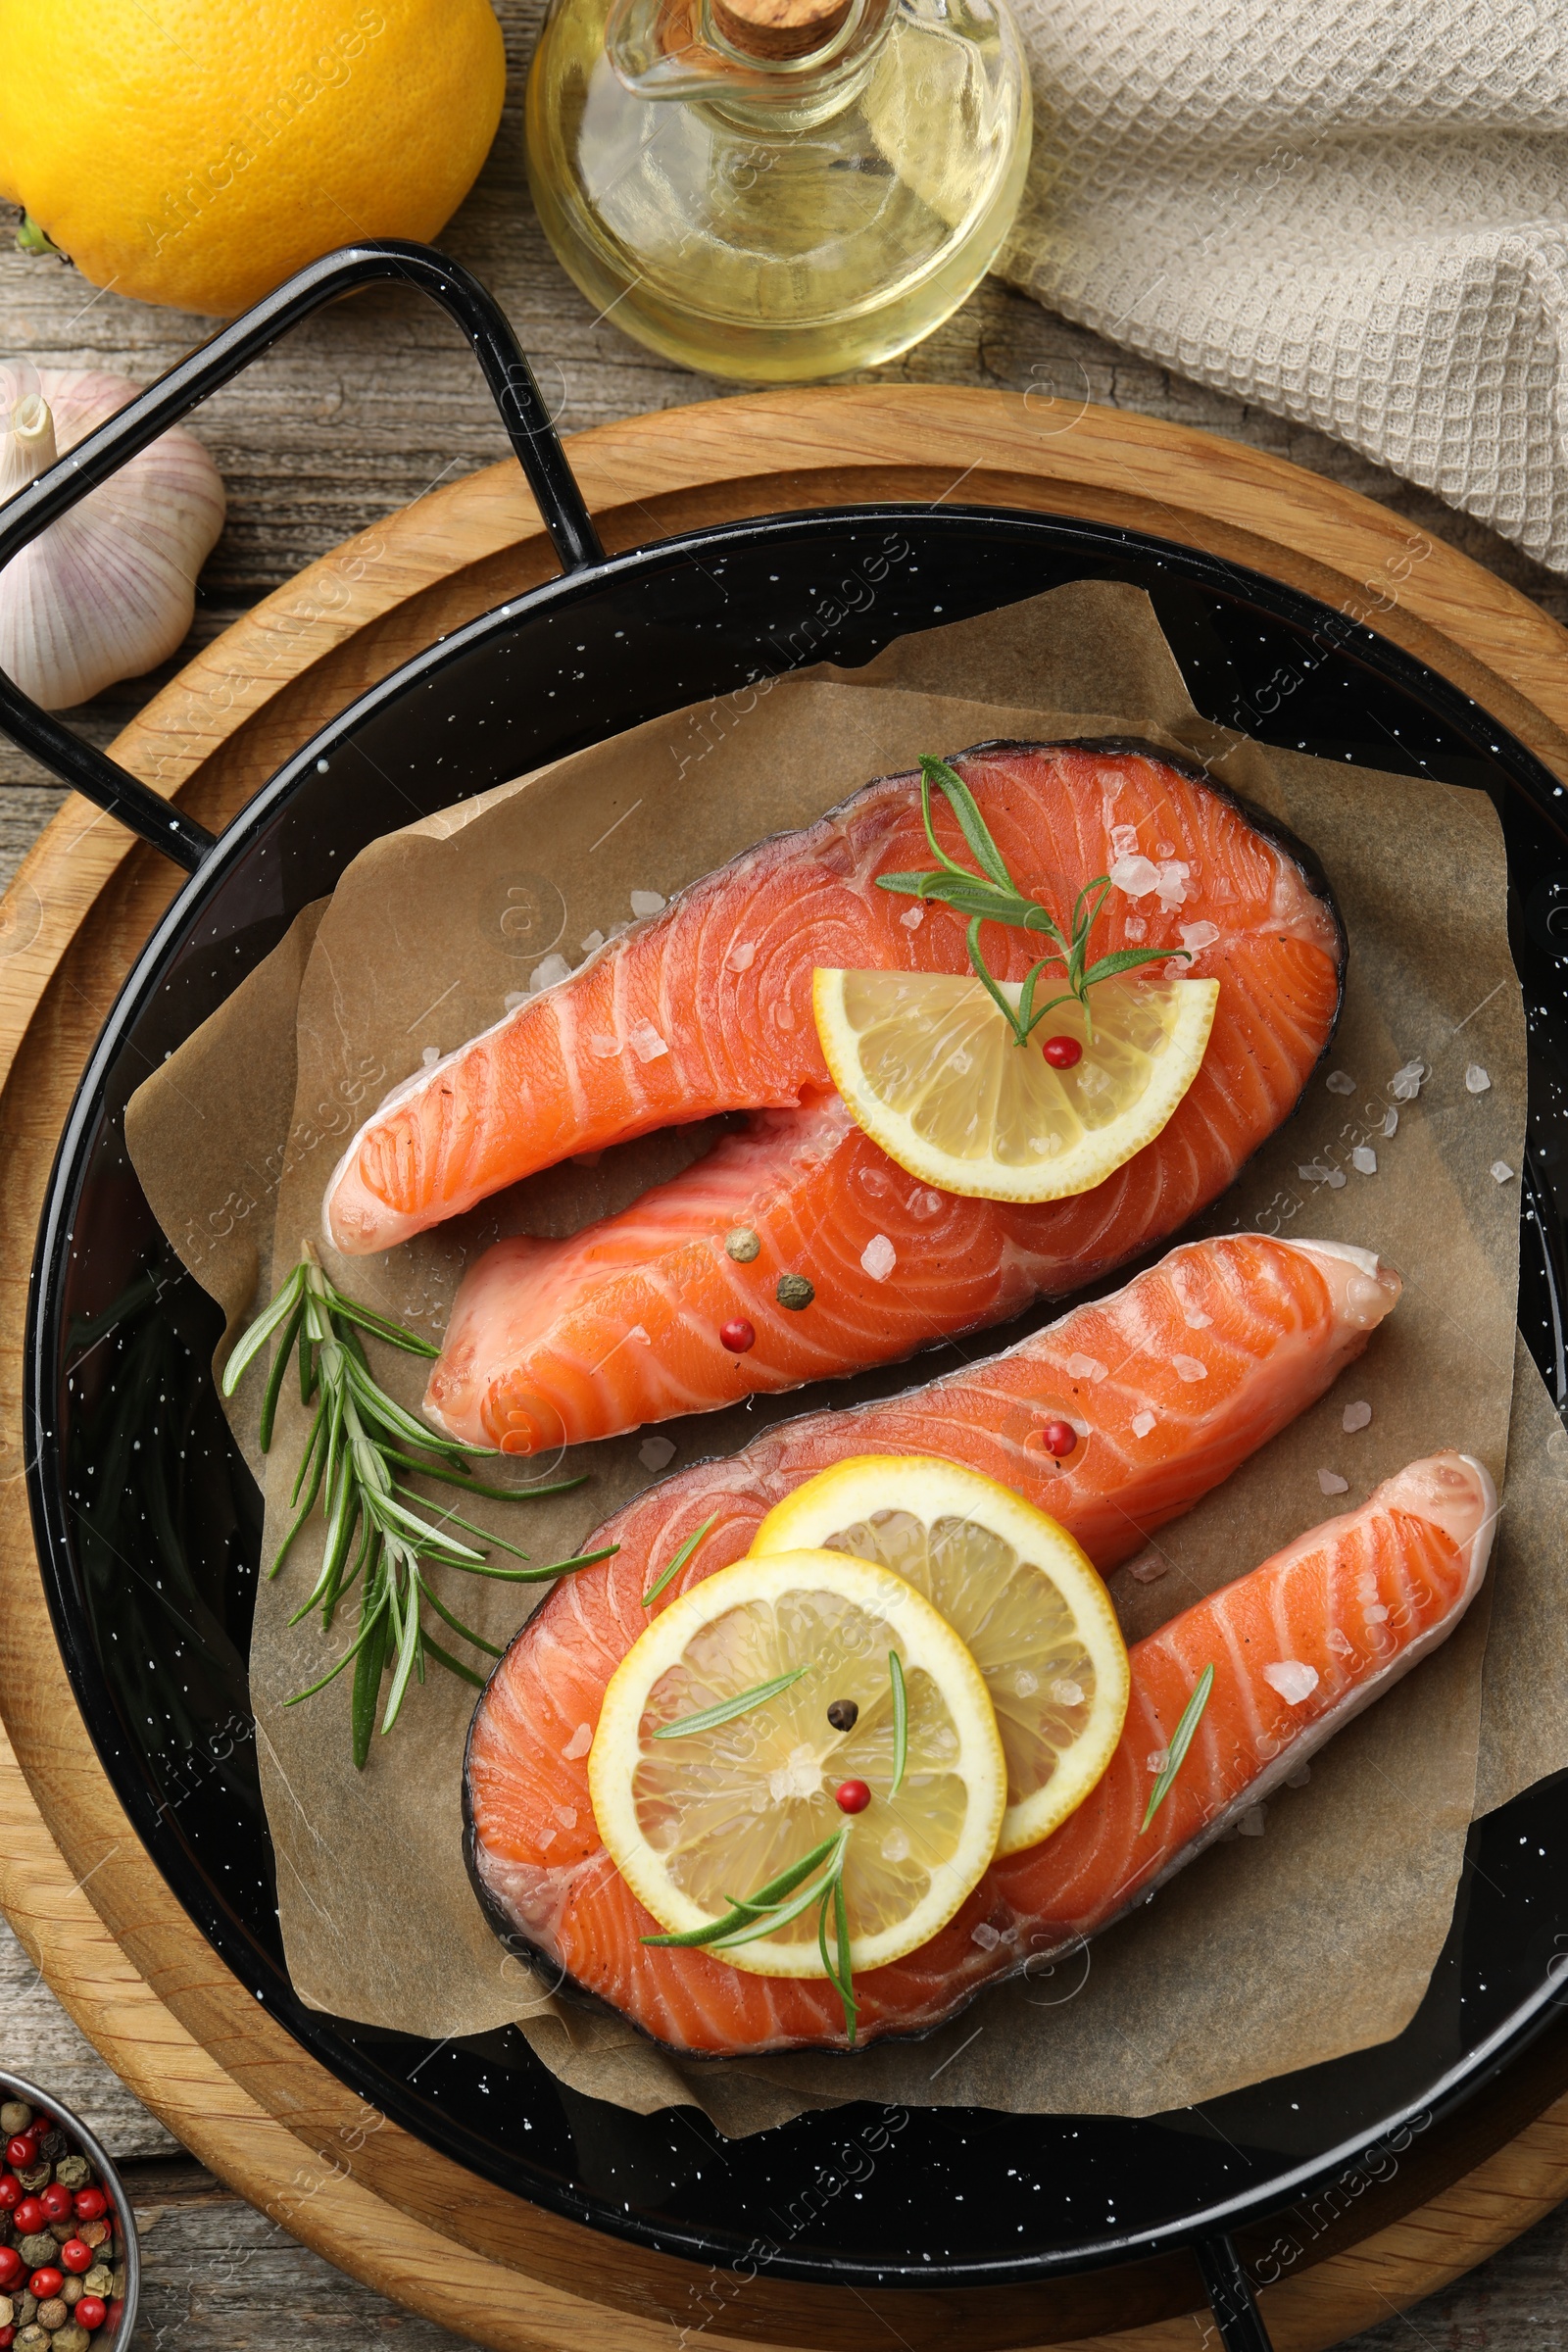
(775, 1273), (814, 1310)
(52, 2157), (88, 2192)
(80, 2267), (114, 2301)
(19, 2232), (57, 2268)
(16, 2289), (35, 2324)
(0, 2102), (31, 2137)
(15, 2325), (50, 2352)
(723, 1226), (760, 1263)
(50, 2325), (90, 2352)
(16, 2164), (49, 2195)
(0, 2298), (12, 2330)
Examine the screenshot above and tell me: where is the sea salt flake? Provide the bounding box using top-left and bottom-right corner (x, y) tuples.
(1352, 1145), (1378, 1175)
(767, 1743), (821, 1803)
(628, 1021), (669, 1063)
(504, 991), (527, 1012)
(1147, 1748), (1169, 1774)
(554, 1803), (578, 1830)
(1325, 1070), (1355, 1096)
(900, 905), (924, 929)
(1492, 1159), (1516, 1184)
(564, 1723), (593, 1761)
(1172, 1354), (1208, 1383)
(1109, 825), (1140, 860)
(1124, 916), (1147, 942)
(881, 1828), (910, 1863)
(727, 941), (757, 971)
(1298, 1162), (1332, 1184)
(421, 1045), (441, 1066)
(1391, 1058), (1425, 1101)
(579, 928), (606, 956)
(1127, 1550), (1168, 1585)
(1326, 1168), (1347, 1190)
(1131, 1409), (1157, 1437)
(1317, 1468), (1349, 1496)
(860, 1234), (898, 1282)
(1263, 1660), (1320, 1704)
(639, 1435), (676, 1471)
(1342, 1399), (1373, 1433)
(630, 889), (666, 917)
(1465, 1062), (1492, 1094)
(1108, 853), (1161, 899)
(1327, 1627), (1355, 1657)
(1064, 1352), (1106, 1381)
(1154, 858), (1190, 911)
(1051, 1679), (1084, 1707)
(538, 1827), (557, 1851)
(1184, 1308), (1213, 1330)
(1236, 1805), (1267, 1838)
(1365, 1602), (1389, 1624)
(971, 1922), (1002, 1950)
(529, 953), (571, 994)
(1013, 1669), (1039, 1697)
(1179, 919), (1220, 953)
(1382, 1106), (1399, 1137)
(1286, 1761), (1312, 1788)
(588, 1032), (620, 1058)
(1154, 839), (1175, 858)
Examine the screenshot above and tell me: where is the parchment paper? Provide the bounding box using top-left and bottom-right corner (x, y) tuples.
(125, 581), (1544, 2133)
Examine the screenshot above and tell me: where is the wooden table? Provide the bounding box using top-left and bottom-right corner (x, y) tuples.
(2, 6), (1566, 2343)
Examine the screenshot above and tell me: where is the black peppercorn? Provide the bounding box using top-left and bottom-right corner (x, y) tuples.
(826, 1697), (858, 1732)
(36, 2130), (68, 2165)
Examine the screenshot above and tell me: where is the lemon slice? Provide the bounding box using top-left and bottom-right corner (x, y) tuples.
(753, 1456), (1129, 1856)
(589, 1548), (1005, 1978)
(812, 968), (1219, 1202)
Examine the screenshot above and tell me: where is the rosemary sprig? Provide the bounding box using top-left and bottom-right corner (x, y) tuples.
(877, 755), (1187, 1047)
(642, 1511), (719, 1607)
(223, 1249), (609, 1766)
(652, 1665), (809, 1740)
(1141, 1663), (1215, 1832)
(643, 1825), (858, 2044)
(888, 1650), (907, 1797)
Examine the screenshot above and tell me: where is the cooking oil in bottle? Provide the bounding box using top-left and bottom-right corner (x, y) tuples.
(525, 0), (1032, 382)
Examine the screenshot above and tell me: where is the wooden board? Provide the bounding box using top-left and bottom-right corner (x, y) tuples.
(3, 385), (1568, 2352)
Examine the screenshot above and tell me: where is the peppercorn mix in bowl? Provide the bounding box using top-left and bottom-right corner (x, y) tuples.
(0, 2078), (137, 2352)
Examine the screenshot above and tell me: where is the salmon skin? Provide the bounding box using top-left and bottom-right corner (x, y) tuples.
(326, 740), (1344, 1270)
(464, 1233), (1419, 2056)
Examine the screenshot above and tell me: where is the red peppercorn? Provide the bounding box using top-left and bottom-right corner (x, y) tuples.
(60, 2239), (92, 2277)
(40, 2182), (73, 2222)
(13, 2197), (44, 2235)
(0, 2174), (18, 2210)
(72, 2188), (107, 2223)
(0, 2245), (21, 2288)
(4, 2140), (32, 2173)
(28, 2267), (64, 2300)
(834, 1779), (872, 1814)
(1036, 1416), (1078, 1460)
(75, 2300), (107, 2333)
(0, 2324), (16, 2348)
(1042, 1035), (1083, 1069)
(718, 1317), (756, 1354)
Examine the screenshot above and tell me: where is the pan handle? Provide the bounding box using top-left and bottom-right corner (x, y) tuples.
(0, 240), (606, 874)
(1195, 2235), (1274, 2351)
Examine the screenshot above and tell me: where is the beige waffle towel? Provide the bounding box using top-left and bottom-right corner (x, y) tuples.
(1000, 0), (1568, 571)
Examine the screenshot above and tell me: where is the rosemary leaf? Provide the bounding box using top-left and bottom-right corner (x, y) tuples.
(643, 1511), (720, 1607)
(888, 1650), (907, 1797)
(1141, 1663), (1215, 1832)
(385, 1447), (588, 1502)
(652, 1665), (809, 1741)
(257, 1298), (305, 1453)
(220, 1264), (305, 1394)
(640, 1831), (844, 1947)
(422, 1638), (487, 1688)
(328, 1297), (442, 1357)
(918, 755), (1013, 889)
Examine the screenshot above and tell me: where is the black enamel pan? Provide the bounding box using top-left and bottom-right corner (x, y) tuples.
(7, 242), (1568, 2352)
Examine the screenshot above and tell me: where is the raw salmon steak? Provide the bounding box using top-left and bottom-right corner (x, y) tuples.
(464, 1232), (1429, 2056)
(379, 742), (1343, 1451)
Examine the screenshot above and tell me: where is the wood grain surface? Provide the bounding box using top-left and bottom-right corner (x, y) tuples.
(3, 6), (1568, 2347)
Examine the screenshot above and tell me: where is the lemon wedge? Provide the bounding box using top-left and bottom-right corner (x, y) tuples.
(753, 1456), (1129, 1856)
(589, 1548), (1005, 1979)
(812, 968), (1219, 1202)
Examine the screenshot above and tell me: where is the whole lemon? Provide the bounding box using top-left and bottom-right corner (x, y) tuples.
(0, 0), (506, 316)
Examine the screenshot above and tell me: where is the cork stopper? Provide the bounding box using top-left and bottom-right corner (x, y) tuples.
(710, 0), (854, 60)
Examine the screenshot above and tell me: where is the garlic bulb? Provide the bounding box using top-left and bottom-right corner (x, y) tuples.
(0, 362), (225, 711)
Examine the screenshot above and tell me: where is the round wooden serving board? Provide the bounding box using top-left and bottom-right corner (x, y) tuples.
(4, 386), (1568, 2352)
